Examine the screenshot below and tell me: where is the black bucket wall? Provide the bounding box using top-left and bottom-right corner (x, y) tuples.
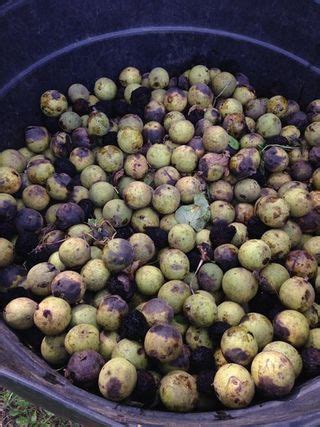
(1, 0), (320, 425)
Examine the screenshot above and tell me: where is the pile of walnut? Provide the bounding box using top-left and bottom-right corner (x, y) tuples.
(1, 63), (320, 411)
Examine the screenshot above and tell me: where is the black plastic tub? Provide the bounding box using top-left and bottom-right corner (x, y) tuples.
(1, 1), (320, 425)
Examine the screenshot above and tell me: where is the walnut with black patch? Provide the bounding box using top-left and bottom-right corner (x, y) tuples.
(98, 357), (137, 401)
(221, 326), (258, 366)
(251, 351), (295, 396)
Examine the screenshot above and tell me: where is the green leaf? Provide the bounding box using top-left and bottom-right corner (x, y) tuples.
(194, 193), (209, 208)
(175, 204), (200, 225)
(175, 195), (210, 232)
(194, 193), (210, 224)
(200, 207), (211, 222)
(18, 400), (30, 408)
(16, 416), (29, 426)
(174, 314), (187, 324)
(9, 409), (21, 417)
(31, 411), (37, 423)
(192, 215), (209, 231)
(143, 172), (154, 186)
(228, 135), (240, 150)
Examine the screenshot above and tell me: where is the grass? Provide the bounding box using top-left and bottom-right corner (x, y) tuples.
(0, 388), (81, 427)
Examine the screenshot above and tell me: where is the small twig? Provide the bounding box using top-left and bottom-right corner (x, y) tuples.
(213, 81), (233, 107)
(188, 259), (204, 294)
(260, 144), (296, 153)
